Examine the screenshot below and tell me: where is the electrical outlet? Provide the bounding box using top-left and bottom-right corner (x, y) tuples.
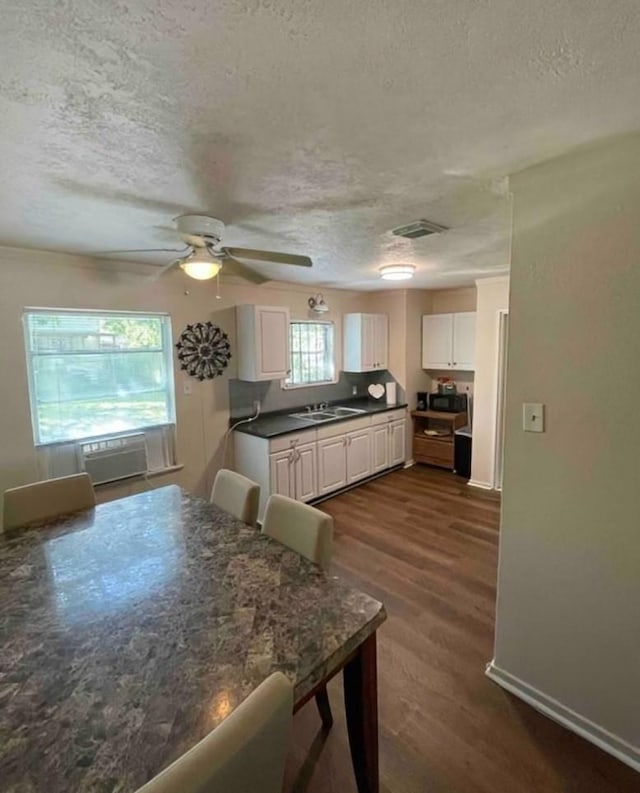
(352, 385), (357, 396)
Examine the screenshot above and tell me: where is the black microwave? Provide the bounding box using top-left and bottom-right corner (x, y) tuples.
(429, 393), (467, 413)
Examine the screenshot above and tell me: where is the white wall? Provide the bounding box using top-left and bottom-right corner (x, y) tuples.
(469, 276), (509, 489)
(0, 246), (365, 516)
(489, 136), (640, 769)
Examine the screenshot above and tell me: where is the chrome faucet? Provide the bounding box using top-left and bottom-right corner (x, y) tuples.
(319, 401), (328, 410)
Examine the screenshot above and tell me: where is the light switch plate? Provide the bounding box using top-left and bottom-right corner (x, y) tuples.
(523, 403), (544, 432)
(183, 380), (193, 396)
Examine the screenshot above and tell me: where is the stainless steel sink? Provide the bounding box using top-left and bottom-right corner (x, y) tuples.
(289, 410), (336, 422)
(289, 406), (366, 423)
(328, 406), (366, 417)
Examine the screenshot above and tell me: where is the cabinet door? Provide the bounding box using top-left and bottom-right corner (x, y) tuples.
(346, 429), (372, 484)
(269, 449), (294, 498)
(388, 420), (406, 467)
(361, 314), (377, 371)
(294, 443), (317, 502)
(452, 312), (476, 371)
(256, 306), (290, 379)
(422, 314), (453, 369)
(374, 314), (388, 370)
(317, 436), (347, 494)
(371, 424), (389, 473)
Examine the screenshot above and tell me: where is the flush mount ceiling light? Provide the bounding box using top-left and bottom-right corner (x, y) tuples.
(179, 249), (223, 280)
(379, 264), (416, 281)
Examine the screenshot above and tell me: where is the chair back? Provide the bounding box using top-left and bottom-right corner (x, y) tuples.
(262, 494), (333, 571)
(3, 473), (96, 532)
(210, 469), (260, 527)
(135, 672), (292, 793)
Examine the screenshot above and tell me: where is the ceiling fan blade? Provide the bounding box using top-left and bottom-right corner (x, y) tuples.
(223, 247), (312, 267)
(150, 258), (184, 281)
(222, 256), (270, 284)
(91, 246), (190, 256)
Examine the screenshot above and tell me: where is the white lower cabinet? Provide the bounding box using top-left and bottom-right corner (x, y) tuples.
(371, 424), (389, 473)
(294, 442), (317, 502)
(389, 420), (406, 467)
(269, 443), (317, 502)
(235, 408), (407, 521)
(346, 429), (372, 484)
(269, 449), (295, 498)
(317, 436), (348, 494)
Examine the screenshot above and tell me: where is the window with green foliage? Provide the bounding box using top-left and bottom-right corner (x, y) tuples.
(23, 310), (175, 445)
(285, 320), (335, 388)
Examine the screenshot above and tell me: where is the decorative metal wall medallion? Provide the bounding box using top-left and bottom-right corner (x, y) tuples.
(176, 322), (232, 380)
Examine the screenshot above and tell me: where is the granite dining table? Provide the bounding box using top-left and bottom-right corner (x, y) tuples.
(0, 485), (386, 793)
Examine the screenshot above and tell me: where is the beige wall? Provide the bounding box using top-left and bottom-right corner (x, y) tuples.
(429, 286), (477, 314)
(491, 136), (640, 767)
(469, 276), (509, 488)
(362, 289), (409, 390)
(0, 247), (364, 514)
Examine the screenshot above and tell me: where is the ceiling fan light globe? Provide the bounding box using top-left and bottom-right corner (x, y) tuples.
(180, 260), (222, 280)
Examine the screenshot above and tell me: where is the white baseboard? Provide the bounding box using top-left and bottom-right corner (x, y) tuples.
(486, 661), (640, 772)
(468, 478), (494, 491)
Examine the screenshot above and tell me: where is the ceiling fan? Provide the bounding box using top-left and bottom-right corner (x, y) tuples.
(94, 215), (312, 284)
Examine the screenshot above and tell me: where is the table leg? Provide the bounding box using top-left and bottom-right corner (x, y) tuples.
(343, 632), (379, 793)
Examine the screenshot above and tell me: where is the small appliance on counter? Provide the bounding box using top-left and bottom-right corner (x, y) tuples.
(429, 392), (468, 413)
(417, 391), (428, 411)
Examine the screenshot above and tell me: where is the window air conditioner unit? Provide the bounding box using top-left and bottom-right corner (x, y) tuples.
(80, 433), (148, 486)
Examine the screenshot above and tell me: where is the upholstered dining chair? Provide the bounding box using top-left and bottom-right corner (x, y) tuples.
(135, 672), (293, 793)
(210, 469), (260, 528)
(261, 493), (334, 728)
(2, 472), (96, 532)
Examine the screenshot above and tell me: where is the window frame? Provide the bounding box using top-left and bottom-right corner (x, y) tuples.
(23, 307), (176, 447)
(282, 319), (337, 390)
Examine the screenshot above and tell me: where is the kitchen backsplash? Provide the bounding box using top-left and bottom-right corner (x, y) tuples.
(229, 370), (405, 419)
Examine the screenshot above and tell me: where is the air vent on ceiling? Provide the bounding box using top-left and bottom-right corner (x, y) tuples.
(391, 219), (449, 238)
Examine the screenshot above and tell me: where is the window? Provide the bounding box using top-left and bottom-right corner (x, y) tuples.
(285, 320), (335, 388)
(24, 309), (175, 445)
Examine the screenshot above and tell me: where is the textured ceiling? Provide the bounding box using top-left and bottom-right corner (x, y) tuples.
(1, 0), (639, 289)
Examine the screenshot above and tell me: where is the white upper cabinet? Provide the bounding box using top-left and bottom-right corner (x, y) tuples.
(236, 305), (290, 381)
(343, 313), (388, 372)
(452, 313), (476, 371)
(422, 312), (476, 371)
(421, 314), (454, 369)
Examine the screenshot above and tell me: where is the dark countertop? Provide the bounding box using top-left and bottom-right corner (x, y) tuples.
(233, 398), (409, 439)
(0, 486), (385, 792)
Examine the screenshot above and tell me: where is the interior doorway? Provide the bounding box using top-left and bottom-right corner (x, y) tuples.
(494, 310), (509, 491)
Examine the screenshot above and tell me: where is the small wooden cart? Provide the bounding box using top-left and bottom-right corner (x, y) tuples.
(411, 410), (467, 470)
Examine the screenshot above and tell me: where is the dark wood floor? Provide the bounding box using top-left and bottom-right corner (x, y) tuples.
(284, 465), (638, 793)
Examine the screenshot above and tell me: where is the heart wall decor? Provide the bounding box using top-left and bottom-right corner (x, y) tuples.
(368, 383), (385, 400)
